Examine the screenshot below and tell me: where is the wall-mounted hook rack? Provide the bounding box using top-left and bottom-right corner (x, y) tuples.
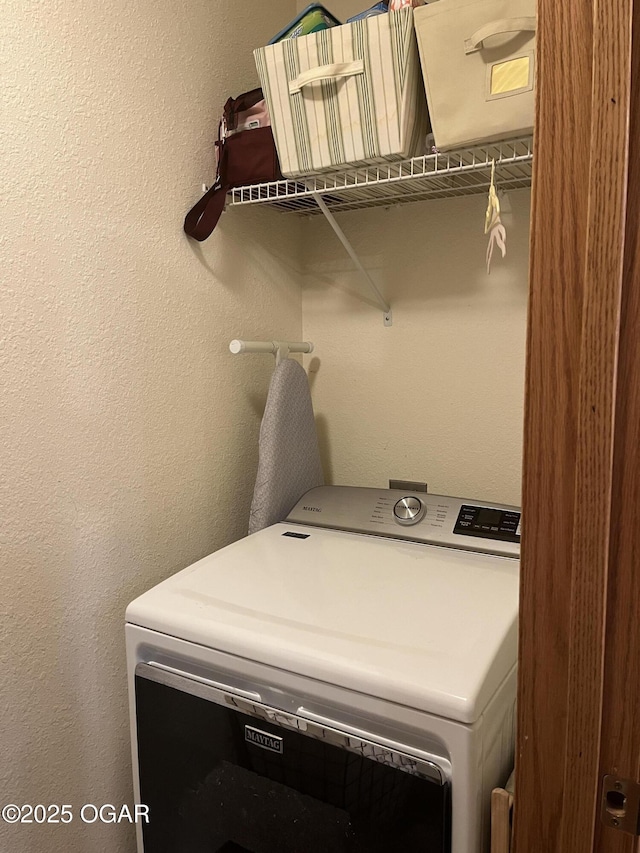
(229, 339), (314, 366)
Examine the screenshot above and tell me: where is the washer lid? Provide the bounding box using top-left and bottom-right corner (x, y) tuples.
(126, 523), (519, 724)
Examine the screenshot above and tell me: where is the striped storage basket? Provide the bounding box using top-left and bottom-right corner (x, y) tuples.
(254, 8), (429, 178)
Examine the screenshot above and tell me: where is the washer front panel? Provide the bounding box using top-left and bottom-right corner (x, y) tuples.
(126, 625), (515, 853)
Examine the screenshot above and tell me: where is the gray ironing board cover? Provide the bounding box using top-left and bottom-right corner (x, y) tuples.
(249, 358), (324, 534)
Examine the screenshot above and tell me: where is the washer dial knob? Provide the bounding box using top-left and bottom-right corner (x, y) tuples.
(393, 496), (426, 526)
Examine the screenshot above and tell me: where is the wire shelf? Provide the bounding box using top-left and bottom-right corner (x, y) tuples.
(228, 137), (533, 215)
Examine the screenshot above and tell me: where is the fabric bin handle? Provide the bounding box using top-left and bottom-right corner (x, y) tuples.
(464, 17), (536, 54)
(288, 60), (365, 94)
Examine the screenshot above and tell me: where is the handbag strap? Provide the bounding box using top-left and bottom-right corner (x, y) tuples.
(183, 181), (229, 241)
(184, 125), (229, 241)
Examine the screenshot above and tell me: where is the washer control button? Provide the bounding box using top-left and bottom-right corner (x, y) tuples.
(393, 496), (426, 525)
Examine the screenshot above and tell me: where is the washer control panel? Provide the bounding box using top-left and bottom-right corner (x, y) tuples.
(393, 496), (426, 525)
(286, 486), (520, 558)
(453, 505), (521, 543)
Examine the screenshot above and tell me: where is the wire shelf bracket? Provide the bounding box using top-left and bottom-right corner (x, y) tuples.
(312, 192), (392, 326)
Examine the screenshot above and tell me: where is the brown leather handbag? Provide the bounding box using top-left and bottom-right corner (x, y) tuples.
(183, 88), (282, 241)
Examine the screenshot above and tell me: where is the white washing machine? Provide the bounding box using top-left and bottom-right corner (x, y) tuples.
(126, 486), (520, 853)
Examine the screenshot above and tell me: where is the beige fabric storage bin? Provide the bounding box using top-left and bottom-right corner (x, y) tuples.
(254, 8), (429, 178)
(414, 0), (536, 149)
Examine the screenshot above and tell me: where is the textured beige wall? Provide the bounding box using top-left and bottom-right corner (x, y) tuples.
(302, 191), (530, 507)
(1, 1), (297, 852)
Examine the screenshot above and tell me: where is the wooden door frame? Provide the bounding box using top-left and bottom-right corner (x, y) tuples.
(514, 1), (640, 851)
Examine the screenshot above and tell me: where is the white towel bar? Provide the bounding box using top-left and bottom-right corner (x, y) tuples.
(229, 339), (314, 366)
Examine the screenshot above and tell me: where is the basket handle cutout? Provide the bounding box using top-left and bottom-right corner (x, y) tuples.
(464, 17), (536, 54)
(289, 60), (365, 94)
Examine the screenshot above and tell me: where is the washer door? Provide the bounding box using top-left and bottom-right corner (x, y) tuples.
(134, 663), (450, 853)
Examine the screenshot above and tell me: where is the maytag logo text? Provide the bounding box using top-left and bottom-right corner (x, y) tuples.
(244, 726), (284, 754)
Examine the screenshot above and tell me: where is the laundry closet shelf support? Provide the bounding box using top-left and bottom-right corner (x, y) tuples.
(312, 192), (392, 326)
(227, 137), (533, 214)
(226, 137), (533, 328)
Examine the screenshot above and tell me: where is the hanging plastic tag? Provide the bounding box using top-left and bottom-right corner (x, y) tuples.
(485, 160), (507, 274)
